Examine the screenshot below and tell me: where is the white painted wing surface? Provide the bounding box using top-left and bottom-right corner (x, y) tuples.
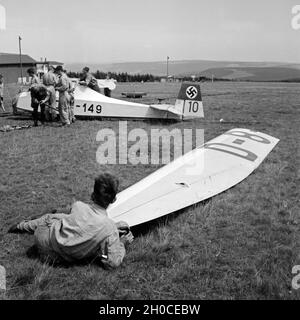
(74, 86), (180, 119)
(97, 79), (116, 91)
(107, 129), (279, 227)
(16, 91), (32, 112)
(16, 87), (181, 120)
(70, 78), (116, 91)
(150, 104), (184, 117)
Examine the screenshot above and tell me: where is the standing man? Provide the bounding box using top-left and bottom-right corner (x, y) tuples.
(55, 66), (71, 126)
(42, 65), (57, 121)
(79, 67), (101, 93)
(0, 74), (5, 112)
(68, 78), (76, 123)
(27, 67), (40, 87)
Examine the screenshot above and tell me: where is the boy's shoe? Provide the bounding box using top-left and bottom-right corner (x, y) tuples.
(7, 223), (24, 234)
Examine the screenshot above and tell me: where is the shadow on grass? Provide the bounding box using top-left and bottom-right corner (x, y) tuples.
(143, 118), (179, 125)
(26, 245), (104, 269)
(131, 198), (212, 237)
(6, 113), (32, 120)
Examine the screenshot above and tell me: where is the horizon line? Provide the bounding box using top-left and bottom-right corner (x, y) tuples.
(64, 58), (299, 66)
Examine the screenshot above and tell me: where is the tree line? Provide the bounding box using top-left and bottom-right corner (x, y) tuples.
(67, 70), (161, 82)
(66, 70), (237, 83)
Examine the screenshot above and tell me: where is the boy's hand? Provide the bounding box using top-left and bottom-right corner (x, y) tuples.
(116, 220), (130, 236)
(120, 231), (134, 245)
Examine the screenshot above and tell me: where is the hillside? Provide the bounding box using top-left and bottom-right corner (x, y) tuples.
(199, 67), (300, 81)
(65, 60), (300, 81)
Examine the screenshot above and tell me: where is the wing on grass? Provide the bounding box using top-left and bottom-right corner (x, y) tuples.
(108, 128), (279, 227)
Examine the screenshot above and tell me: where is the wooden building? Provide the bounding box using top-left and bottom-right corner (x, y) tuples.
(0, 53), (37, 83)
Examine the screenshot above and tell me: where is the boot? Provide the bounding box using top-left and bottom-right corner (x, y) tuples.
(7, 223), (25, 234)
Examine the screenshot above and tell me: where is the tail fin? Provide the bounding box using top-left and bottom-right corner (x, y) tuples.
(174, 82), (204, 120)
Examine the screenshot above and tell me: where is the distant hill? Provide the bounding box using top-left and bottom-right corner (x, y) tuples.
(199, 67), (300, 81)
(65, 60), (300, 81)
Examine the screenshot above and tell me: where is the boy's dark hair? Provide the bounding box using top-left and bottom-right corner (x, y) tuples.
(91, 173), (119, 209)
(30, 85), (48, 101)
(27, 67), (35, 75)
(54, 65), (63, 73)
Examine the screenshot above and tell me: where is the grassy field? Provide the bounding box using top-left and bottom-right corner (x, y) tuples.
(0, 81), (299, 300)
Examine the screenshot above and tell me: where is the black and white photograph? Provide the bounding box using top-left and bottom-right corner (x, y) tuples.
(0, 0), (299, 305)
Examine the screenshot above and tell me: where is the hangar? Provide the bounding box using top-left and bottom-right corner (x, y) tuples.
(0, 52), (37, 83)
(0, 53), (64, 84)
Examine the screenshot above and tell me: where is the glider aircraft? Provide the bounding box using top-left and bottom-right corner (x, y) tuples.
(16, 82), (204, 121)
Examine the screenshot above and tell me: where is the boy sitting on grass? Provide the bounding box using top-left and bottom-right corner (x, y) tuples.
(8, 173), (133, 269)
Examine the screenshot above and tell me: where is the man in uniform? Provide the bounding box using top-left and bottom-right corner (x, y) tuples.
(67, 76), (76, 123)
(29, 84), (50, 126)
(8, 173), (134, 269)
(0, 74), (4, 112)
(42, 65), (57, 121)
(55, 66), (71, 126)
(27, 67), (40, 87)
(79, 66), (101, 93)
(27, 68), (43, 125)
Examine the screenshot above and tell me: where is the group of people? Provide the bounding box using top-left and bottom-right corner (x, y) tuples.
(27, 65), (106, 127)
(0, 67), (111, 124)
(27, 66), (76, 127)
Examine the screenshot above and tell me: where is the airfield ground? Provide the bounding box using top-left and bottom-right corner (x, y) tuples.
(0, 81), (299, 299)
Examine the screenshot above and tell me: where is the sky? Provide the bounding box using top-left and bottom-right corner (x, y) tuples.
(0, 0), (299, 64)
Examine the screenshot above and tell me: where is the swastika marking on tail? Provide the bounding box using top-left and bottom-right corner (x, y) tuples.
(186, 86), (198, 99)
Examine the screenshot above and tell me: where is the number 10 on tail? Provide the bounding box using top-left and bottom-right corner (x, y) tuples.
(175, 83), (204, 119)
